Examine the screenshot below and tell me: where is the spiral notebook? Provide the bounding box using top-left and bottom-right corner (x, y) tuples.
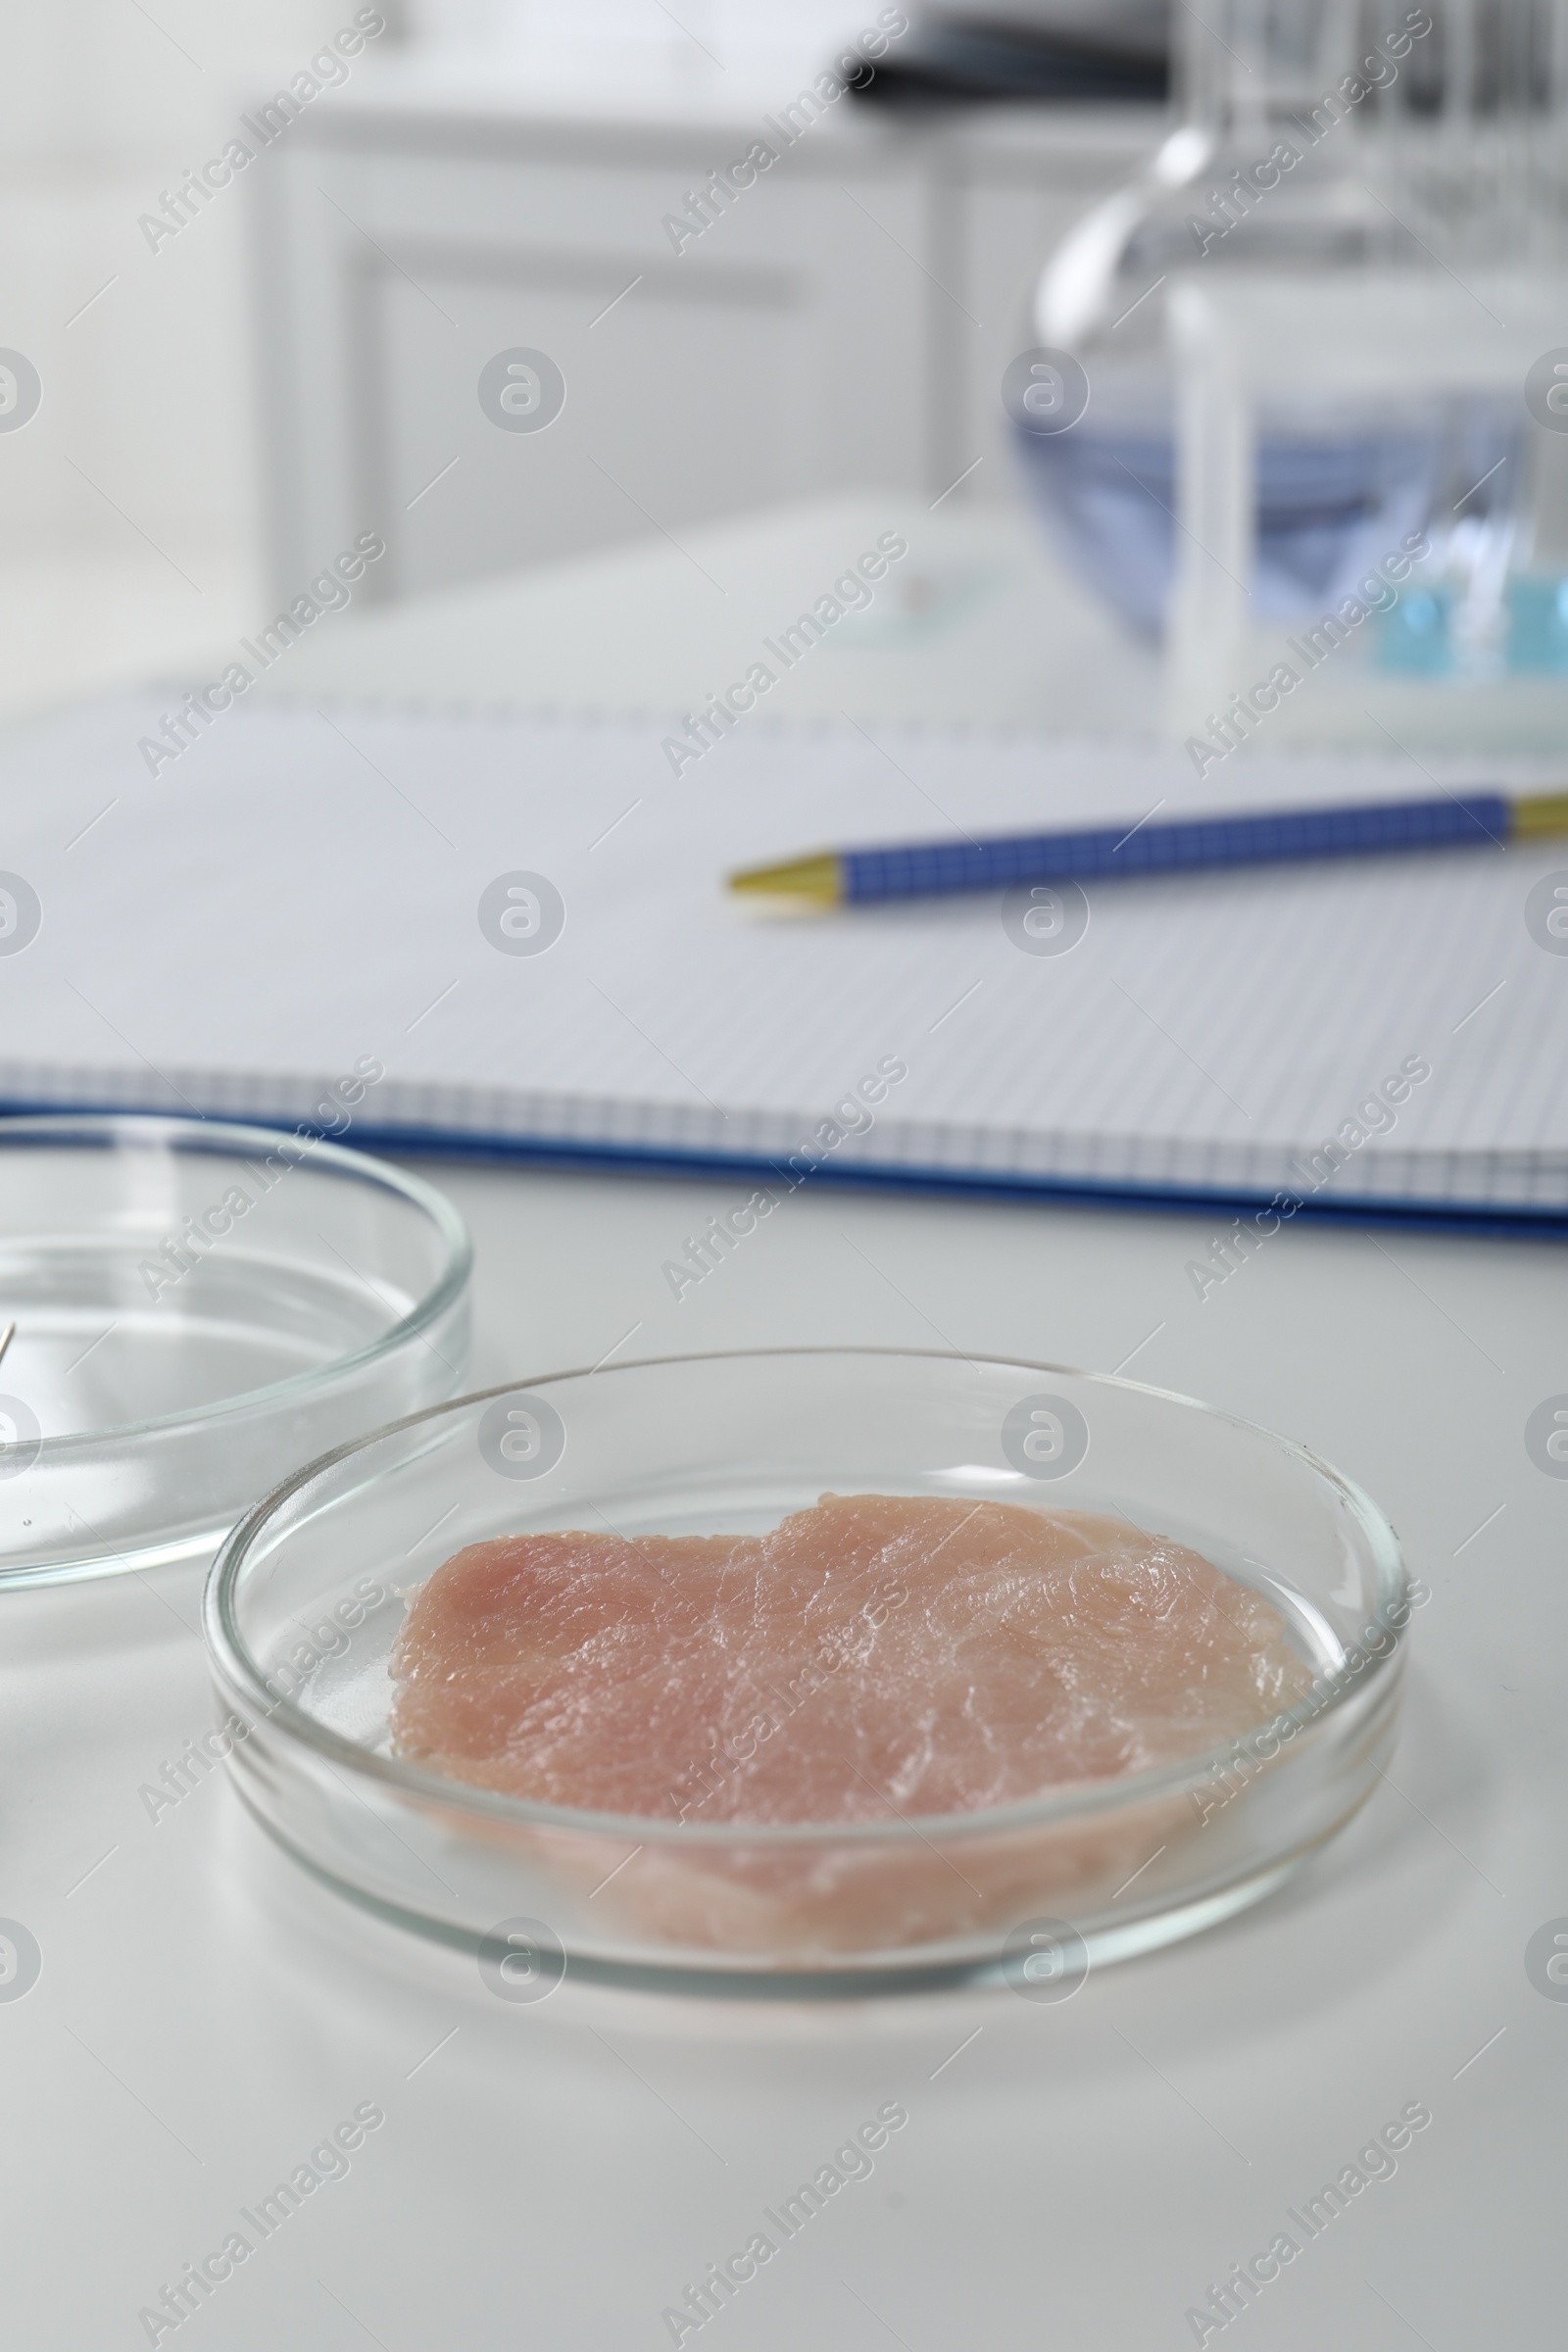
(3, 688), (1567, 1231)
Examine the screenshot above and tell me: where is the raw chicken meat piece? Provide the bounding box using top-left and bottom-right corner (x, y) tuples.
(386, 1494), (1315, 1958)
(391, 1493), (1312, 1825)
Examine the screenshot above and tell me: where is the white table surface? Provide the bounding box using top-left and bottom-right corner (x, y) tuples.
(245, 493), (1162, 735)
(6, 512), (1563, 2351)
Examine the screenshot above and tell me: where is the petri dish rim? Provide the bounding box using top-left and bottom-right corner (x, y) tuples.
(0, 1110), (473, 1452)
(205, 1345), (1409, 1850)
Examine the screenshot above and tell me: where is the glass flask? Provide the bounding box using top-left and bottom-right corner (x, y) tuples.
(1015, 1), (1568, 749)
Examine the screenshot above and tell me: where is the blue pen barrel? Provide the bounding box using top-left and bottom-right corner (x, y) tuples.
(840, 795), (1513, 903)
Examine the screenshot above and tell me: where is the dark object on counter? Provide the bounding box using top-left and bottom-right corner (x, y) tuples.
(851, 9), (1168, 104)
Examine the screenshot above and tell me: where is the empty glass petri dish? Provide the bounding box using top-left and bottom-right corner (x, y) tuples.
(0, 1115), (470, 1589)
(205, 1349), (1408, 1996)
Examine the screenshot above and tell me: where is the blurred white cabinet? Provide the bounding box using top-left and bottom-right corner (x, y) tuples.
(253, 62), (1153, 603)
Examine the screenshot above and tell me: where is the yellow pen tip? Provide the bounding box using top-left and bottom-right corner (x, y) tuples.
(1513, 789), (1568, 839)
(728, 854), (841, 904)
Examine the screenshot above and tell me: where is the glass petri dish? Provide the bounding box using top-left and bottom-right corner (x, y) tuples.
(0, 1115), (470, 1589)
(205, 1349), (1409, 1996)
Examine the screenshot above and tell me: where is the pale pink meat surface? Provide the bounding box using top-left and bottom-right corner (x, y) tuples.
(389, 1494), (1313, 1827)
